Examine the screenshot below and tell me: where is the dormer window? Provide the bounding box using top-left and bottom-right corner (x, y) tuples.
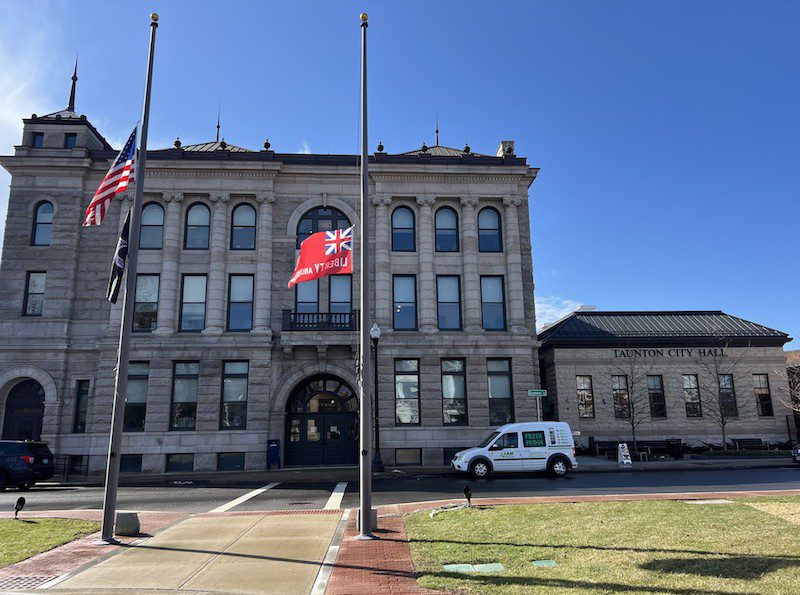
(32, 132), (44, 148)
(64, 133), (77, 149)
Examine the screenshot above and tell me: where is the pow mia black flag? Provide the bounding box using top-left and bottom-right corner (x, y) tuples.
(106, 210), (130, 304)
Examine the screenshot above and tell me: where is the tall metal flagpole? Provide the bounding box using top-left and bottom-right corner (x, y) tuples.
(357, 11), (375, 538)
(98, 13), (159, 543)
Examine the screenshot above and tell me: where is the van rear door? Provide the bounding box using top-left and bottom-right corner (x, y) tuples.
(521, 430), (548, 471)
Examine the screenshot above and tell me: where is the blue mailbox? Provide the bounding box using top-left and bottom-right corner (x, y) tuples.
(267, 439), (281, 469)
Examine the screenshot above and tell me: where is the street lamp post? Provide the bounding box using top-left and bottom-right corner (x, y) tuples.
(370, 323), (384, 472)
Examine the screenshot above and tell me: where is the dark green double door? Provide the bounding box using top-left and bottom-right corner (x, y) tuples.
(285, 413), (358, 466)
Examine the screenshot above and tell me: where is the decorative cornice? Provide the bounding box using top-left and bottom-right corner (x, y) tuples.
(162, 192), (183, 203)
(146, 169), (279, 180)
(416, 194), (435, 207)
(371, 194), (391, 206)
(460, 196), (479, 208)
(503, 196), (522, 207)
(373, 173), (529, 184)
(210, 192), (230, 203)
(256, 191), (276, 204)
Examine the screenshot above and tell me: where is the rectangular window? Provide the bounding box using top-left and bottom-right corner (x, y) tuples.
(180, 275), (207, 331)
(576, 375), (595, 418)
(753, 374), (773, 417)
(221, 361), (248, 430)
(330, 275), (352, 327)
(124, 362), (148, 432)
(227, 275), (254, 331)
(23, 272), (46, 316)
(487, 359), (514, 425)
(73, 380), (90, 433)
(480, 276), (506, 330)
(682, 374), (702, 417)
(165, 453), (194, 473)
(32, 132), (44, 148)
(120, 454), (143, 474)
(393, 275), (417, 330)
(394, 359), (420, 425)
(647, 375), (667, 418)
(63, 133), (77, 148)
(133, 274), (159, 332)
(522, 431), (546, 447)
(295, 278), (319, 313)
(395, 448), (421, 466)
(436, 276), (462, 330)
(171, 362), (198, 430)
(217, 452), (245, 471)
(718, 374), (738, 417)
(612, 375), (630, 419)
(442, 359), (467, 425)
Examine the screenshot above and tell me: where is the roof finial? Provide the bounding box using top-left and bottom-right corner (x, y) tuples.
(435, 116), (439, 146)
(215, 100), (221, 143)
(67, 55), (78, 112)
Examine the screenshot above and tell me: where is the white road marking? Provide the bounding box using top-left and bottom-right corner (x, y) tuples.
(324, 482), (348, 509)
(208, 482), (281, 513)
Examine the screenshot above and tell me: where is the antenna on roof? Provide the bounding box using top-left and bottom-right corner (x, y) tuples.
(435, 116), (439, 146)
(216, 100), (221, 143)
(67, 55), (78, 112)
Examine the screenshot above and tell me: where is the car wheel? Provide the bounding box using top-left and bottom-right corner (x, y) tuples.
(548, 457), (569, 478)
(471, 459), (491, 479)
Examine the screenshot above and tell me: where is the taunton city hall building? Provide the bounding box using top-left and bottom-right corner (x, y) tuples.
(0, 82), (795, 477)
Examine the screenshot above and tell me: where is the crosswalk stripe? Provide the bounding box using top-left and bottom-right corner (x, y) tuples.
(209, 482), (281, 513)
(324, 482), (348, 509)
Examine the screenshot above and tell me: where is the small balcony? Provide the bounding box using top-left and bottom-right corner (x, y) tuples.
(281, 310), (359, 331)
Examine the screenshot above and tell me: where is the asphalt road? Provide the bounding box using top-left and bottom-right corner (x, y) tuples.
(2, 467), (798, 513)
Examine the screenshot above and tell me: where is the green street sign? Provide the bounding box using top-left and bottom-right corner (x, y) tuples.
(528, 389), (547, 397)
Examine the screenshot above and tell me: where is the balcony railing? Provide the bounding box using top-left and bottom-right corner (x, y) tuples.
(282, 310), (359, 331)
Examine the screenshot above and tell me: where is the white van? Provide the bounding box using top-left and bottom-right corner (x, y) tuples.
(451, 422), (577, 478)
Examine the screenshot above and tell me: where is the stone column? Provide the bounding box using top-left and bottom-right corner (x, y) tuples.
(154, 192), (182, 335)
(459, 196), (482, 331)
(416, 195), (437, 332)
(106, 193), (131, 335)
(203, 192), (229, 335)
(372, 194), (392, 328)
(253, 191), (275, 335)
(503, 196), (527, 333)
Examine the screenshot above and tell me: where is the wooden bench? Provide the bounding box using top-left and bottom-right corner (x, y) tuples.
(732, 438), (768, 450)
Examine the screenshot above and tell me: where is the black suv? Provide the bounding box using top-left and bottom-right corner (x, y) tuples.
(0, 441), (55, 490)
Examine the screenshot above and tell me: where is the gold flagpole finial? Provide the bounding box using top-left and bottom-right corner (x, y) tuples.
(150, 13), (159, 22)
(360, 12), (368, 22)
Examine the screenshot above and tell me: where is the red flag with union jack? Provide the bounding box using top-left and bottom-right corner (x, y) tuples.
(288, 227), (353, 288)
(82, 126), (137, 226)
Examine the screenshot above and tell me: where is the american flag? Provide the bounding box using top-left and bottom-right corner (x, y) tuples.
(324, 227), (353, 255)
(82, 126), (137, 226)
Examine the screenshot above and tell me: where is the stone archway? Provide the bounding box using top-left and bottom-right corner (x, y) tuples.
(2, 379), (45, 440)
(0, 365), (58, 438)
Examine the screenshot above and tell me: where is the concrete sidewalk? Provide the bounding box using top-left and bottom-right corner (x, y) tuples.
(49, 510), (341, 594)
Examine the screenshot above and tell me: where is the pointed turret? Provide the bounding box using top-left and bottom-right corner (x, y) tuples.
(67, 57), (78, 112)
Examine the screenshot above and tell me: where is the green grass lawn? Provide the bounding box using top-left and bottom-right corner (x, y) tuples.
(405, 496), (800, 594)
(0, 518), (99, 568)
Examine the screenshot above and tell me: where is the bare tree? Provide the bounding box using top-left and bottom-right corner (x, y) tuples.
(772, 352), (800, 414)
(694, 343), (755, 448)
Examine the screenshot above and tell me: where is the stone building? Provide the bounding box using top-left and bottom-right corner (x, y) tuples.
(539, 309), (796, 449)
(0, 91), (542, 473)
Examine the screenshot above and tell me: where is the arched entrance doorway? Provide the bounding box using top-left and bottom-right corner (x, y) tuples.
(285, 374), (358, 466)
(2, 379), (45, 441)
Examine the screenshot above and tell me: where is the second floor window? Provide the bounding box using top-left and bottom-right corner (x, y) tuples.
(435, 207), (458, 251)
(133, 274), (159, 332)
(478, 207), (502, 252)
(391, 206), (415, 251)
(576, 375), (595, 418)
(124, 363), (148, 432)
(221, 361), (248, 429)
(296, 279), (319, 313)
(395, 359), (420, 425)
(296, 207), (350, 248)
(718, 374), (738, 417)
(24, 272), (46, 317)
(171, 362), (198, 430)
(480, 276), (505, 330)
(180, 275), (207, 331)
(682, 374), (702, 417)
(647, 375), (667, 418)
(488, 359), (514, 425)
(612, 375), (630, 419)
(228, 275), (254, 331)
(231, 204), (256, 250)
(32, 201), (53, 246)
(73, 380), (90, 433)
(442, 359), (467, 425)
(185, 203), (210, 249)
(330, 275), (352, 317)
(753, 374), (773, 417)
(393, 275), (417, 330)
(140, 203), (164, 249)
(436, 276), (461, 330)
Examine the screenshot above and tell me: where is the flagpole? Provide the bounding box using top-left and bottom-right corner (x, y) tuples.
(357, 11), (375, 538)
(98, 12), (159, 544)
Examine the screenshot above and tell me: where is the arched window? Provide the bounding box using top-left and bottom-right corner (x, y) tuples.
(140, 202), (164, 249)
(184, 203), (210, 249)
(231, 204), (256, 250)
(31, 201), (53, 246)
(296, 207), (351, 248)
(478, 207), (502, 252)
(391, 206), (415, 252)
(287, 375), (358, 413)
(434, 207), (459, 252)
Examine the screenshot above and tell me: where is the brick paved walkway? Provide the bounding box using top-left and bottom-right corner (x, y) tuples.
(0, 509), (184, 591)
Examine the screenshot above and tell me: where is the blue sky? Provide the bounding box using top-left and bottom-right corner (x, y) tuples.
(0, 1), (797, 347)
